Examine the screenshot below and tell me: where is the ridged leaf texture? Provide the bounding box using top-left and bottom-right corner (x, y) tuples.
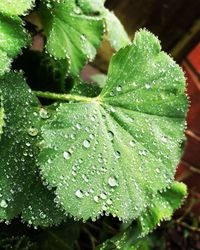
(0, 0), (35, 16)
(39, 29), (188, 228)
(0, 72), (64, 226)
(40, 0), (104, 75)
(0, 15), (29, 76)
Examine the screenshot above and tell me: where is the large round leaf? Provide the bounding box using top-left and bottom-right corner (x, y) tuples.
(39, 30), (188, 221)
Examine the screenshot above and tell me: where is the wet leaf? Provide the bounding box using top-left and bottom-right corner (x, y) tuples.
(39, 30), (187, 223)
(0, 15), (29, 76)
(78, 0), (130, 50)
(97, 182), (186, 249)
(0, 0), (35, 16)
(0, 72), (64, 225)
(40, 0), (104, 75)
(137, 181), (187, 237)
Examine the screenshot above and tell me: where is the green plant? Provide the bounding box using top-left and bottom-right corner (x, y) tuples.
(0, 0), (188, 249)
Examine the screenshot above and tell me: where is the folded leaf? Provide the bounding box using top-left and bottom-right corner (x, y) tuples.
(39, 29), (188, 221)
(0, 0), (35, 16)
(0, 15), (29, 76)
(40, 0), (104, 75)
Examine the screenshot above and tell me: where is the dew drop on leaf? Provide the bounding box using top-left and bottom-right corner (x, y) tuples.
(108, 131), (114, 140)
(129, 140), (135, 147)
(83, 139), (90, 148)
(75, 190), (84, 198)
(27, 127), (38, 137)
(100, 193), (107, 200)
(0, 199), (8, 208)
(63, 151), (71, 160)
(39, 108), (50, 119)
(108, 176), (118, 187)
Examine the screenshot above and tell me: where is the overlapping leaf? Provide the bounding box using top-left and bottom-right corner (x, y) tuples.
(40, 0), (104, 75)
(77, 0), (130, 50)
(137, 181), (186, 237)
(39, 29), (188, 224)
(0, 72), (64, 225)
(97, 182), (186, 249)
(0, 0), (35, 16)
(0, 15), (29, 76)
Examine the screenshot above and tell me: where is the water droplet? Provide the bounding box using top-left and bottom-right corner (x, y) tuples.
(108, 131), (114, 140)
(0, 199), (7, 208)
(115, 151), (121, 159)
(39, 108), (50, 119)
(94, 196), (99, 202)
(83, 139), (90, 148)
(63, 151), (71, 160)
(76, 123), (81, 130)
(108, 176), (118, 187)
(28, 127), (38, 137)
(106, 199), (113, 205)
(116, 85), (122, 92)
(100, 193), (107, 199)
(129, 140), (135, 147)
(139, 150), (147, 156)
(145, 84), (151, 89)
(75, 190), (84, 198)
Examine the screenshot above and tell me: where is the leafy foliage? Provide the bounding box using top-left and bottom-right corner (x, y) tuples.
(78, 0), (130, 50)
(0, 15), (29, 76)
(0, 72), (64, 226)
(39, 30), (187, 229)
(40, 0), (104, 76)
(0, 0), (188, 248)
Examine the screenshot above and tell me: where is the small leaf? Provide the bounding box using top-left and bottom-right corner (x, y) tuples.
(40, 0), (104, 75)
(104, 10), (130, 50)
(0, 0), (35, 16)
(97, 182), (185, 249)
(137, 181), (187, 237)
(77, 0), (130, 50)
(90, 73), (107, 88)
(39, 29), (187, 222)
(0, 15), (29, 76)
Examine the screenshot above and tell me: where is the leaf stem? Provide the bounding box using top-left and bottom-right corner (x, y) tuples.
(34, 90), (93, 103)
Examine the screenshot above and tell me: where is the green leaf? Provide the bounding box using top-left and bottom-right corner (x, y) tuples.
(21, 175), (65, 227)
(137, 181), (187, 237)
(104, 10), (130, 50)
(77, 0), (130, 50)
(0, 0), (35, 16)
(39, 29), (187, 222)
(0, 15), (29, 76)
(0, 72), (64, 225)
(97, 182), (185, 249)
(0, 71), (40, 219)
(40, 0), (104, 75)
(90, 73), (107, 88)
